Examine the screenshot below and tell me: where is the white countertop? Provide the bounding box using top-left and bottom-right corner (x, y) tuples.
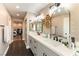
(28, 31), (74, 56)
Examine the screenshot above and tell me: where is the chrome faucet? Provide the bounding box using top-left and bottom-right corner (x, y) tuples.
(71, 37), (76, 49)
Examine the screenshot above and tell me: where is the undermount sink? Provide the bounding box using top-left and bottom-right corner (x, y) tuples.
(41, 33), (48, 38)
(44, 38), (62, 47)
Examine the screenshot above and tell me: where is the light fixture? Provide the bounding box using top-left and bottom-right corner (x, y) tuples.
(60, 3), (72, 9)
(40, 13), (45, 19)
(18, 23), (22, 27)
(14, 23), (17, 27)
(55, 3), (60, 7)
(16, 13), (20, 16)
(16, 5), (20, 9)
(48, 3), (61, 16)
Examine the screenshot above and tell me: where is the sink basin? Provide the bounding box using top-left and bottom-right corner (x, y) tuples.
(41, 33), (48, 38)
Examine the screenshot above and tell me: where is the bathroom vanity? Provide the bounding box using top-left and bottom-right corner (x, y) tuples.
(28, 31), (74, 56)
(28, 4), (79, 56)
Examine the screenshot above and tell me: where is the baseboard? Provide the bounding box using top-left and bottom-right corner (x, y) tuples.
(26, 45), (30, 49)
(3, 39), (13, 56)
(24, 41), (30, 49)
(3, 45), (9, 56)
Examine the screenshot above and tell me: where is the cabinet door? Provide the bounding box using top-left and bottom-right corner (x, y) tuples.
(29, 36), (59, 56)
(29, 36), (38, 56)
(42, 45), (59, 56)
(33, 39), (38, 56)
(36, 42), (44, 56)
(37, 41), (59, 56)
(29, 36), (34, 53)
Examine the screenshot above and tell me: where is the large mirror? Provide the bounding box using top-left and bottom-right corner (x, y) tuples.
(41, 3), (70, 47)
(42, 14), (52, 35)
(36, 21), (43, 33)
(29, 22), (37, 31)
(49, 3), (70, 47)
(29, 20), (43, 33)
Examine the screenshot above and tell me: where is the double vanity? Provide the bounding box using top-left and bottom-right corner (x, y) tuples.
(28, 31), (75, 56)
(28, 3), (79, 56)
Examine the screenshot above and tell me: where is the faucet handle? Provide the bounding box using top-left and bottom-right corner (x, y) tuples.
(71, 37), (75, 43)
(71, 37), (76, 48)
(59, 39), (62, 42)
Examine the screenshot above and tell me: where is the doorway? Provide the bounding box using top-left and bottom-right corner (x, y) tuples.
(12, 20), (23, 40)
(0, 25), (5, 43)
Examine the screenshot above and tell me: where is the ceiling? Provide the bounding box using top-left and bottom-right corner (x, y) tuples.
(4, 3), (48, 19)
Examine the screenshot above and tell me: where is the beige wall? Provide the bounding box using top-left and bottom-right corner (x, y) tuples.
(0, 4), (11, 43)
(70, 4), (79, 42)
(0, 4), (11, 26)
(52, 15), (64, 35)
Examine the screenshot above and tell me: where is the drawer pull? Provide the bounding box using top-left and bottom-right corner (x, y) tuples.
(34, 46), (36, 49)
(43, 53), (47, 56)
(30, 40), (31, 43)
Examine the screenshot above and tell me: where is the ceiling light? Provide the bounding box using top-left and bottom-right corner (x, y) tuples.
(40, 13), (45, 19)
(60, 3), (72, 9)
(18, 23), (22, 27)
(49, 5), (57, 16)
(16, 13), (20, 16)
(49, 9), (52, 16)
(16, 5), (20, 9)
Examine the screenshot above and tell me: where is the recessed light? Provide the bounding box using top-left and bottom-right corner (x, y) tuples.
(16, 13), (20, 16)
(16, 5), (20, 9)
(18, 23), (22, 27)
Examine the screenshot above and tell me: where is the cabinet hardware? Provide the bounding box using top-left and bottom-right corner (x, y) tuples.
(34, 40), (36, 43)
(43, 53), (47, 56)
(30, 40), (31, 43)
(34, 46), (36, 49)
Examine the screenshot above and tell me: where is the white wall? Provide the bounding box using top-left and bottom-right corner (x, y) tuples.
(0, 4), (11, 43)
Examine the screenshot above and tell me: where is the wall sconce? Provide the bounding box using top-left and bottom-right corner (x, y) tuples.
(55, 3), (60, 7)
(36, 13), (45, 22)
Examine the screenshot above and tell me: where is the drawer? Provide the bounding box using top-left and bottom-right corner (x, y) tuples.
(42, 45), (59, 56)
(37, 41), (59, 56)
(29, 36), (38, 56)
